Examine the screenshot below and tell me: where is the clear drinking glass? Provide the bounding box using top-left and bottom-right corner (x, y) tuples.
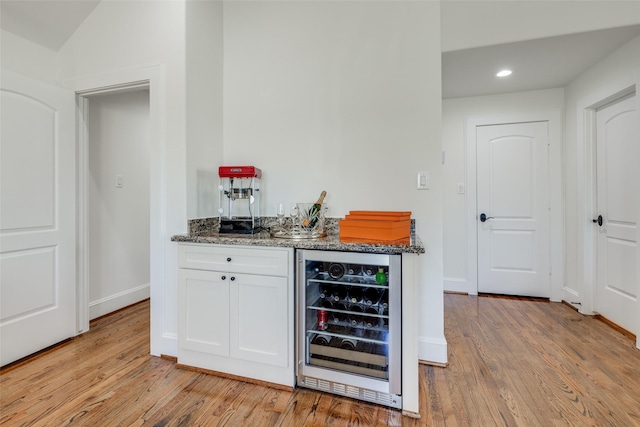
(290, 203), (299, 231)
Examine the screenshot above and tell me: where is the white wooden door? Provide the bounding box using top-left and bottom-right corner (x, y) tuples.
(230, 273), (288, 367)
(595, 93), (637, 334)
(0, 70), (76, 366)
(477, 122), (550, 297)
(178, 269), (230, 356)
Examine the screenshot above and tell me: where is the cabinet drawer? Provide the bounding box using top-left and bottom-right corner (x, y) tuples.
(179, 244), (290, 276)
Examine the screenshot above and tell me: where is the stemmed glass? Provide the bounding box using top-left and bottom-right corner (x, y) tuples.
(277, 203), (285, 231)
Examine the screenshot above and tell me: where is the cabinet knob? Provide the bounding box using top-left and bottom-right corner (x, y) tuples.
(230, 276), (235, 281)
(227, 257), (232, 262)
(221, 275), (226, 280)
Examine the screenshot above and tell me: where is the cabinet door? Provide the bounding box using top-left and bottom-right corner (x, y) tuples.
(178, 269), (230, 356)
(230, 273), (289, 367)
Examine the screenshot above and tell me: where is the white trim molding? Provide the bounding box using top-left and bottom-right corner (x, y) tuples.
(417, 336), (449, 366)
(89, 283), (151, 320)
(443, 277), (470, 294)
(66, 64), (170, 356)
(575, 69), (639, 350)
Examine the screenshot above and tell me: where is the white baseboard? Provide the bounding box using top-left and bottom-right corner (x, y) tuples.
(89, 283), (150, 320)
(561, 286), (587, 313)
(154, 332), (178, 358)
(417, 336), (448, 365)
(443, 277), (476, 295)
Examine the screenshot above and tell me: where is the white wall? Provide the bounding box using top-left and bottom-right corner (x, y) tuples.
(441, 0), (640, 52)
(223, 1), (446, 362)
(88, 90), (150, 319)
(563, 35), (640, 311)
(58, 0), (189, 356)
(0, 30), (58, 83)
(442, 89), (565, 294)
(186, 1), (224, 218)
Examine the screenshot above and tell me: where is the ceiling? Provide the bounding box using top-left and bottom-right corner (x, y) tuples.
(0, 0), (101, 51)
(1, 1), (639, 99)
(443, 25), (640, 99)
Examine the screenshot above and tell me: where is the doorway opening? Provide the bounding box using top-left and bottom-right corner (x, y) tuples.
(84, 89), (150, 320)
(73, 67), (164, 354)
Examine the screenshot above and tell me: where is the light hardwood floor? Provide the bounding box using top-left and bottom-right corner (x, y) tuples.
(2, 295), (639, 426)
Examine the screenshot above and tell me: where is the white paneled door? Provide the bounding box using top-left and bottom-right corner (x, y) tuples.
(0, 71), (76, 366)
(477, 122), (550, 297)
(595, 93), (637, 334)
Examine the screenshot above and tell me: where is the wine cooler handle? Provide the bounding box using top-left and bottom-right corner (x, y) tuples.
(230, 276), (236, 281)
(221, 275), (226, 280)
(227, 257), (232, 262)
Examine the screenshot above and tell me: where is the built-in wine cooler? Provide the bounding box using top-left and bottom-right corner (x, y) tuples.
(296, 249), (401, 409)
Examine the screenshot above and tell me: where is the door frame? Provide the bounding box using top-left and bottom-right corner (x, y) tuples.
(575, 70), (639, 348)
(465, 111), (563, 300)
(67, 66), (167, 355)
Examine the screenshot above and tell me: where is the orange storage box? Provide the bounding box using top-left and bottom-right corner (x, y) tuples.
(339, 211), (411, 241)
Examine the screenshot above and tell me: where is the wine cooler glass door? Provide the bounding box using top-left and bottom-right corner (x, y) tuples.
(297, 250), (401, 397)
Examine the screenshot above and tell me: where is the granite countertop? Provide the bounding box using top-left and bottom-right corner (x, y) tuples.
(171, 217), (425, 255)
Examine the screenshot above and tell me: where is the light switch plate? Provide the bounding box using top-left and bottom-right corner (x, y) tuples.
(417, 171), (430, 190)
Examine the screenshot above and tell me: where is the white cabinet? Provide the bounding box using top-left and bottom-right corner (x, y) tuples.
(179, 269), (229, 356)
(230, 273), (288, 367)
(177, 244), (294, 387)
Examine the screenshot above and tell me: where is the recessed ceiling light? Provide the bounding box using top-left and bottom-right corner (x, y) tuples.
(496, 69), (513, 77)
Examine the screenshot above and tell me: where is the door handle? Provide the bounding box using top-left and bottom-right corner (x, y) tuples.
(479, 213), (494, 223)
(592, 215), (603, 226)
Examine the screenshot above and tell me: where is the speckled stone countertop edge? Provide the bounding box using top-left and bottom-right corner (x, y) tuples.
(172, 217), (425, 255)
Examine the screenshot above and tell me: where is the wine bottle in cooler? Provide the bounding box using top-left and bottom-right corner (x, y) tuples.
(363, 287), (380, 305)
(347, 264), (362, 276)
(349, 286), (364, 304)
(332, 302), (349, 324)
(364, 306), (380, 328)
(312, 334), (330, 346)
(362, 265), (376, 276)
(381, 306), (389, 329)
(356, 340), (372, 353)
(318, 283), (332, 300)
(328, 263), (345, 279)
(332, 285), (348, 302)
(349, 303), (364, 327)
(339, 337), (357, 351)
(375, 267), (387, 285)
(379, 289), (389, 308)
(321, 300), (334, 309)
